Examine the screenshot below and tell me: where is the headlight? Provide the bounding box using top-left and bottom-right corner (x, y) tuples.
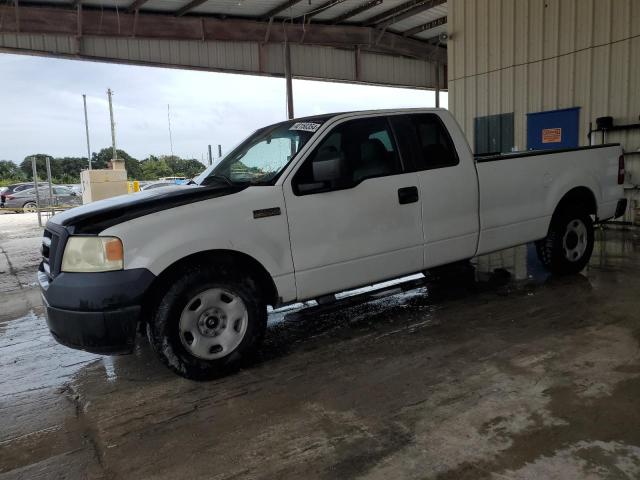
(61, 236), (124, 272)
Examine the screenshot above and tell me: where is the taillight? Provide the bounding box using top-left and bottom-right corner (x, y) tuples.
(5, 195), (14, 200)
(618, 155), (625, 185)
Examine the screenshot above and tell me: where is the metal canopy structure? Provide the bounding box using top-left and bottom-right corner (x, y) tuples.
(0, 0), (448, 90)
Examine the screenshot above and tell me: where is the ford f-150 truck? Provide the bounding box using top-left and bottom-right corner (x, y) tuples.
(38, 109), (627, 379)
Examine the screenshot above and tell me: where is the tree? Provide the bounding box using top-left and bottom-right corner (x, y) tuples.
(91, 148), (142, 180)
(181, 159), (207, 178)
(157, 155), (206, 178)
(56, 157), (89, 183)
(19, 154), (57, 181)
(9, 149), (204, 184)
(19, 155), (89, 183)
(140, 158), (173, 180)
(139, 155), (205, 180)
(0, 160), (25, 181)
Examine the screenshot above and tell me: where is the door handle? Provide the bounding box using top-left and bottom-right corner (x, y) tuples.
(398, 186), (419, 204)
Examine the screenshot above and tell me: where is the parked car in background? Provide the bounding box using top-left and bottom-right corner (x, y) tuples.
(65, 184), (82, 196)
(1, 182), (41, 208)
(140, 181), (174, 191)
(4, 185), (81, 213)
(158, 176), (187, 184)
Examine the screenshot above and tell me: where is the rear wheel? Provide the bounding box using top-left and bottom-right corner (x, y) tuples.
(147, 264), (267, 380)
(536, 206), (594, 275)
(22, 201), (37, 213)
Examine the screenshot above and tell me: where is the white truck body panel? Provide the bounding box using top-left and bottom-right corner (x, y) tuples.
(283, 171), (424, 299)
(89, 108), (623, 304)
(101, 186), (298, 302)
(476, 145), (621, 255)
(416, 111), (480, 268)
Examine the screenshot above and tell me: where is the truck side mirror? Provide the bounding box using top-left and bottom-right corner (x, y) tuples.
(312, 151), (345, 183)
(295, 147), (347, 195)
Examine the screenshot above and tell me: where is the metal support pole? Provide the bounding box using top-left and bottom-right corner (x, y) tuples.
(284, 42), (294, 119)
(435, 62), (441, 108)
(82, 94), (92, 169)
(107, 88), (117, 161)
(45, 156), (55, 216)
(167, 104), (174, 158)
(208, 145), (213, 165)
(218, 145), (222, 158)
(31, 157), (42, 227)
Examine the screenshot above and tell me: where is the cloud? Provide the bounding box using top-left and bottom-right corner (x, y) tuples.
(0, 53), (446, 163)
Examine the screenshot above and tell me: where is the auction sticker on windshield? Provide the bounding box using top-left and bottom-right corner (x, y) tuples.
(289, 122), (322, 132)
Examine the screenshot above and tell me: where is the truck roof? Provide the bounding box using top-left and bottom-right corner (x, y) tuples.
(289, 107), (446, 125)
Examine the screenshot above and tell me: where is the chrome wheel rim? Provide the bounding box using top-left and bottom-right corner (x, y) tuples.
(178, 288), (248, 360)
(563, 219), (588, 262)
(23, 203), (37, 213)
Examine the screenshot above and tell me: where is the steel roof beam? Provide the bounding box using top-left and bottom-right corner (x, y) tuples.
(261, 0), (304, 20)
(303, 0), (347, 21)
(365, 0), (445, 26)
(127, 0), (150, 13)
(175, 0), (208, 16)
(402, 15), (446, 36)
(330, 0), (382, 24)
(0, 4), (447, 62)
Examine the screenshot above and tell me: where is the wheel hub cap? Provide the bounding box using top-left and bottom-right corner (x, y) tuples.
(197, 308), (226, 336)
(563, 219), (588, 262)
(178, 288), (249, 360)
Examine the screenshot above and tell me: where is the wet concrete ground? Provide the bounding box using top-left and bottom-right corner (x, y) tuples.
(1, 213), (640, 479)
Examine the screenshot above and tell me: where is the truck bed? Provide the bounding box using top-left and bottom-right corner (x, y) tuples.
(474, 143), (622, 256)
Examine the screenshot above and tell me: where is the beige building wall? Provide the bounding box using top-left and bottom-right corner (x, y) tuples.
(447, 0), (640, 223)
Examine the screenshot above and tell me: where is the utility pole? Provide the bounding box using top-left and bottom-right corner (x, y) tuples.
(167, 104), (174, 158)
(284, 41), (294, 119)
(45, 156), (55, 216)
(218, 144), (222, 158)
(208, 145), (213, 165)
(435, 62), (441, 108)
(82, 94), (92, 169)
(107, 88), (117, 161)
(31, 157), (42, 227)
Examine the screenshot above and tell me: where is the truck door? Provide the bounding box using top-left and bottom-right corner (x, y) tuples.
(282, 116), (424, 300)
(390, 113), (479, 268)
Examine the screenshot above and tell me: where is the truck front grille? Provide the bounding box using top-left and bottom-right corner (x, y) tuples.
(41, 229), (60, 278)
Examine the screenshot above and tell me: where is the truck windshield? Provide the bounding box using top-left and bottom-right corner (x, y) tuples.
(195, 120), (323, 186)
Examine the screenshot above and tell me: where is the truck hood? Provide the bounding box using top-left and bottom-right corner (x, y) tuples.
(49, 183), (248, 234)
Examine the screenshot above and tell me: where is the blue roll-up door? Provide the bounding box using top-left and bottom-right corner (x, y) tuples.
(527, 107), (580, 150)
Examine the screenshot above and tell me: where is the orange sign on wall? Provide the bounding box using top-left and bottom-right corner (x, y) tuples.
(542, 128), (562, 143)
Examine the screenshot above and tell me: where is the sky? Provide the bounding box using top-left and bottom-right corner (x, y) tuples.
(0, 53), (447, 164)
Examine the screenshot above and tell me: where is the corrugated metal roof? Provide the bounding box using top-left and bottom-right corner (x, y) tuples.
(16, 0), (448, 42)
(413, 23), (447, 41)
(388, 3), (447, 32)
(0, 31), (444, 88)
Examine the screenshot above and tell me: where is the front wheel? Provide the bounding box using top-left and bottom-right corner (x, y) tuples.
(536, 207), (594, 275)
(147, 265), (267, 380)
(22, 201), (37, 213)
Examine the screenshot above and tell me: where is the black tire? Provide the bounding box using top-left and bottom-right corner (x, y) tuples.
(22, 201), (37, 213)
(147, 263), (267, 380)
(536, 206), (594, 275)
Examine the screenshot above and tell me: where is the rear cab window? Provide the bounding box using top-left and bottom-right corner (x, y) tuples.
(390, 113), (459, 171)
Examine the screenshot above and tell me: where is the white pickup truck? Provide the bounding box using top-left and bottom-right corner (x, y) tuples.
(38, 108), (627, 379)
